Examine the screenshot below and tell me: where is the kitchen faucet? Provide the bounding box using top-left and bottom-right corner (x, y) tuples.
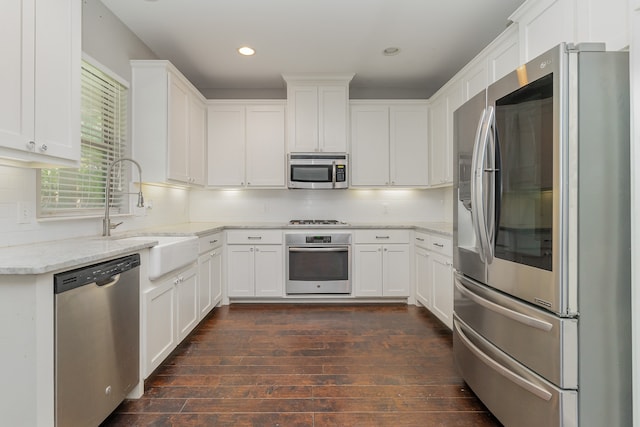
(103, 158), (144, 236)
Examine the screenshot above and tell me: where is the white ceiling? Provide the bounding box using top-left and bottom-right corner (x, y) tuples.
(101, 0), (526, 98)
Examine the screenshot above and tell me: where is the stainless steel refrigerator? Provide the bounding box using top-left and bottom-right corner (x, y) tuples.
(452, 43), (631, 427)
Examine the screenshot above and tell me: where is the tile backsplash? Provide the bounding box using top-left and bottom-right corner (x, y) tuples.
(0, 164), (453, 248)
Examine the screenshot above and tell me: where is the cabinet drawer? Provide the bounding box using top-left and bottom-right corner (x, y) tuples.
(414, 232), (430, 248)
(428, 235), (452, 256)
(354, 229), (410, 244)
(199, 232), (223, 253)
(226, 230), (283, 245)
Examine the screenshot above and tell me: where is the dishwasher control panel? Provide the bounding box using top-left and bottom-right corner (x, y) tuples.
(54, 253), (140, 293)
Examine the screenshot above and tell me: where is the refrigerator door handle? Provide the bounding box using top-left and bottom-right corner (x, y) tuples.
(473, 106), (494, 263)
(470, 108), (487, 262)
(454, 320), (553, 401)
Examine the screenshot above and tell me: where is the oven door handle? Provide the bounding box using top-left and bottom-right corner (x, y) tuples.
(289, 247), (349, 252)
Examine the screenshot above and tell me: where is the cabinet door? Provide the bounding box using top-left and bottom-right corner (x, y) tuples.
(34, 0), (79, 162)
(460, 60), (488, 102)
(188, 96), (206, 185)
(207, 104), (246, 186)
(390, 105), (429, 186)
(227, 245), (254, 297)
(210, 248), (223, 307)
(167, 74), (190, 183)
(0, 0), (79, 164)
(319, 85), (348, 152)
(415, 246), (432, 308)
(254, 245), (283, 297)
(246, 104), (286, 187)
(198, 251), (213, 319)
(382, 244), (411, 296)
(144, 281), (176, 377)
(176, 268), (198, 341)
(353, 245), (383, 296)
(0, 0), (34, 152)
(431, 253), (453, 329)
(429, 95), (448, 186)
(288, 86), (318, 152)
(350, 105), (389, 186)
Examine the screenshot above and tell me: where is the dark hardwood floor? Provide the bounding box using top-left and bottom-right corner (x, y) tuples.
(102, 303), (501, 426)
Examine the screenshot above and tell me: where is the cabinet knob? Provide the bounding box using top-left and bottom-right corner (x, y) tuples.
(39, 143), (48, 152)
(27, 141), (36, 151)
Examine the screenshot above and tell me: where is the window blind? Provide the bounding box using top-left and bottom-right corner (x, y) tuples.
(40, 60), (128, 217)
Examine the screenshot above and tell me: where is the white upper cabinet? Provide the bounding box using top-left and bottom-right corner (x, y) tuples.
(283, 74), (354, 153)
(427, 25), (516, 187)
(351, 101), (429, 187)
(0, 0), (80, 167)
(207, 101), (286, 188)
(131, 60), (206, 186)
(428, 85), (463, 187)
(511, 0), (629, 63)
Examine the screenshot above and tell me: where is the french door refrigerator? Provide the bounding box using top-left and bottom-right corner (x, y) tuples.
(452, 43), (631, 427)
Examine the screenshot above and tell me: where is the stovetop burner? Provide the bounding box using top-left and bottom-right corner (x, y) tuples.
(289, 219), (348, 226)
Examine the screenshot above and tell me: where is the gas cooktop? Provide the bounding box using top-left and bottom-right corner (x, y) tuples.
(288, 219), (349, 226)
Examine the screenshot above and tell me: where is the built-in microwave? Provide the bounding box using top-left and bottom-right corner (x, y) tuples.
(287, 153), (348, 189)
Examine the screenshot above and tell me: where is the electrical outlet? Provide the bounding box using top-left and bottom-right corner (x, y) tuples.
(17, 201), (33, 224)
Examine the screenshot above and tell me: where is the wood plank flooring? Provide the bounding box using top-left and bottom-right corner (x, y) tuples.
(102, 304), (501, 426)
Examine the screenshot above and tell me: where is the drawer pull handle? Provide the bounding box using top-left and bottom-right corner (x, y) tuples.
(455, 280), (553, 332)
(210, 239), (218, 244)
(433, 243), (444, 248)
(415, 237), (425, 242)
(376, 236), (390, 239)
(454, 321), (553, 401)
(248, 236), (262, 240)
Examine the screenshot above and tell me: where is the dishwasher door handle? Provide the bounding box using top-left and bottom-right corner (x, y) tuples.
(96, 274), (121, 288)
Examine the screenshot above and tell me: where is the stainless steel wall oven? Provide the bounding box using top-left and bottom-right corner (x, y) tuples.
(285, 233), (351, 294)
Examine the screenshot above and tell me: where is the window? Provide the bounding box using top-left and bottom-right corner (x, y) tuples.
(39, 58), (128, 218)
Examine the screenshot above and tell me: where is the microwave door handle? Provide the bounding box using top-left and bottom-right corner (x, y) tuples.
(332, 161), (336, 189)
(470, 108), (487, 263)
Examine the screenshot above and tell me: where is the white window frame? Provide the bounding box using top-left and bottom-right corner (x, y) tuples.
(38, 54), (130, 219)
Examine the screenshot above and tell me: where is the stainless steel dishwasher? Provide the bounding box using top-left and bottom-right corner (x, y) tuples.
(54, 253), (140, 427)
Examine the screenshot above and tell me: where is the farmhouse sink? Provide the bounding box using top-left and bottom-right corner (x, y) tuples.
(117, 235), (198, 280)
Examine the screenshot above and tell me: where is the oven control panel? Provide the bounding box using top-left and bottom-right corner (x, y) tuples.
(306, 235), (332, 244)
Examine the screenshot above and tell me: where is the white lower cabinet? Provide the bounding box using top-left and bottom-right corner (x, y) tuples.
(143, 264), (197, 377)
(176, 267), (198, 342)
(415, 232), (453, 329)
(353, 230), (411, 297)
(227, 245), (283, 297)
(144, 276), (176, 377)
(226, 230), (284, 298)
(197, 233), (223, 319)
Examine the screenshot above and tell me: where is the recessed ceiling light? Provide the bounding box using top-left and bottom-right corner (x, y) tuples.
(383, 47), (401, 56)
(238, 46), (256, 56)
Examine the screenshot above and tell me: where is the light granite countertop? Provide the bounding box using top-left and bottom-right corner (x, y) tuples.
(0, 221), (452, 275)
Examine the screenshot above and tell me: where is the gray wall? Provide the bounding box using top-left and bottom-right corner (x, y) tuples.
(82, 0), (157, 82)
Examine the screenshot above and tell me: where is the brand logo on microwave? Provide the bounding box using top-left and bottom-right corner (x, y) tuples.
(540, 59), (553, 69)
